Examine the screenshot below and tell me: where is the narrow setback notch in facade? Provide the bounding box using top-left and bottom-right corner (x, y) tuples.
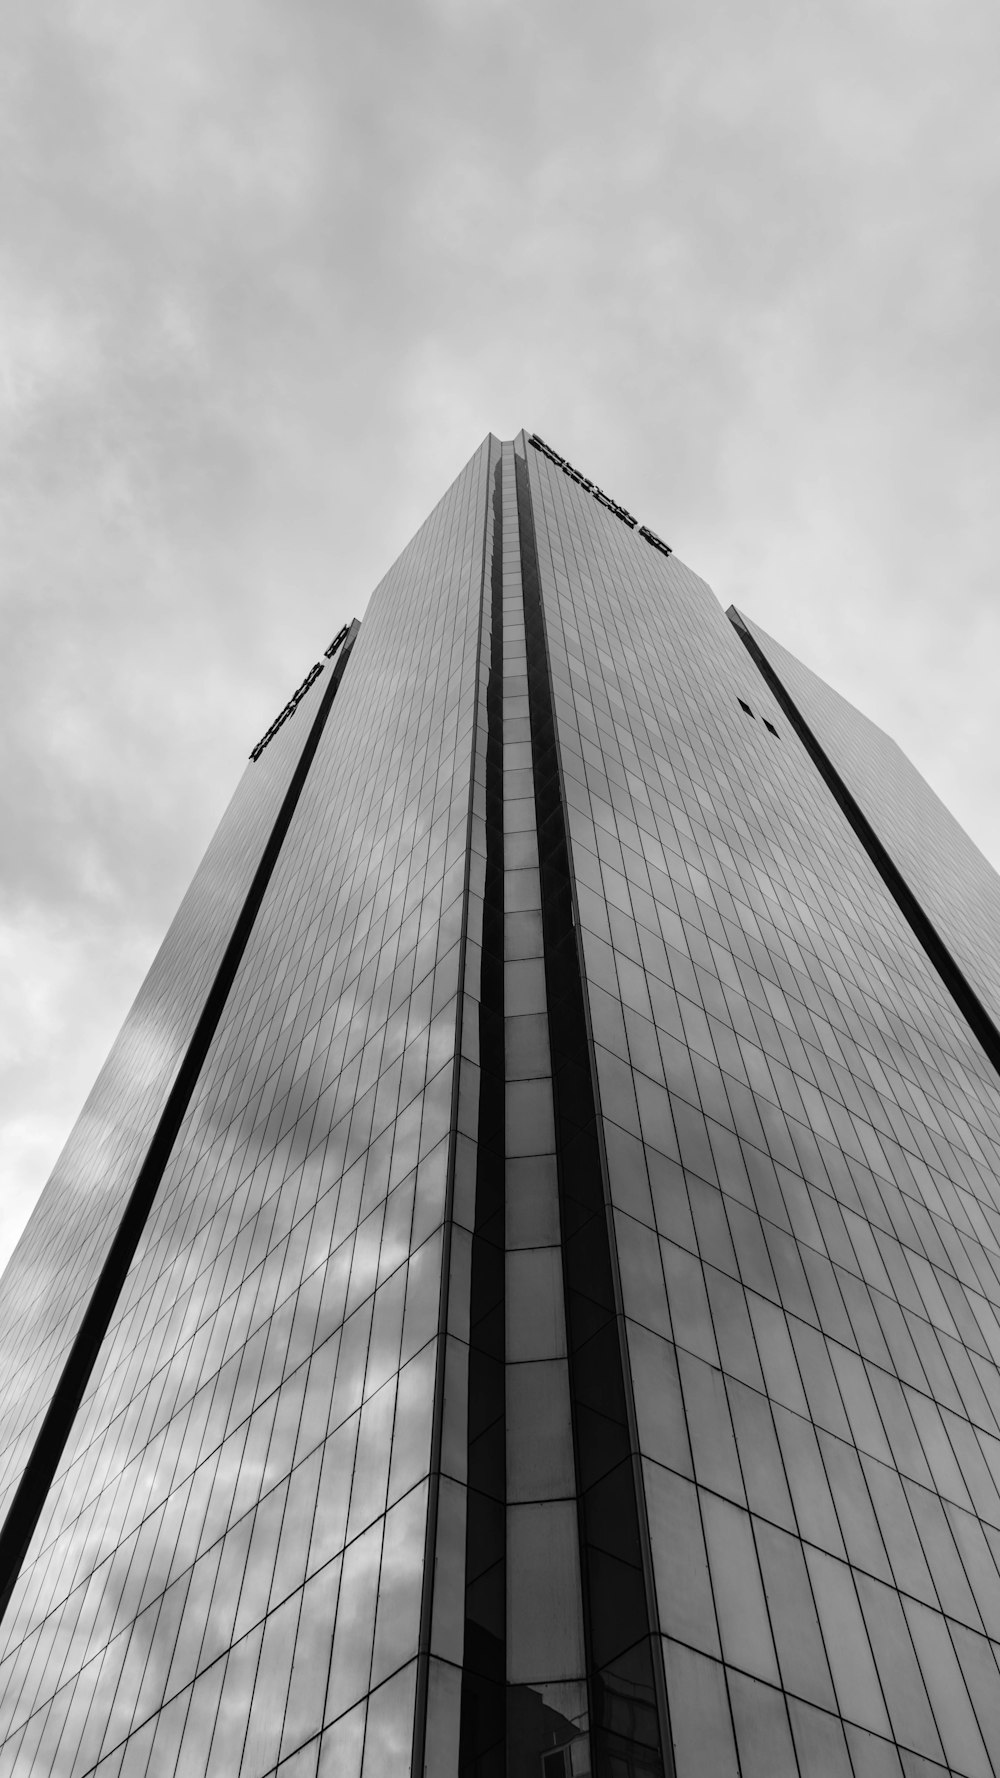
(3, 434), (1000, 1778)
(0, 621), (360, 1623)
(514, 442), (668, 1774)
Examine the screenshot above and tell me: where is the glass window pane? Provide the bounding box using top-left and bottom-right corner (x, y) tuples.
(700, 1495), (778, 1684)
(660, 1640), (738, 1778)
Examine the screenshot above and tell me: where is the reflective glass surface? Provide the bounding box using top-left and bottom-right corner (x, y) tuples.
(739, 613), (1000, 1036)
(0, 667), (331, 1540)
(524, 436), (1000, 1777)
(4, 430), (1000, 1778)
(0, 441), (491, 1776)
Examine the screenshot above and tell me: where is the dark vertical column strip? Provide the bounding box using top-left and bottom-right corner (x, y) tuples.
(411, 453), (496, 1776)
(514, 454), (670, 1776)
(0, 622), (360, 1624)
(458, 459), (507, 1774)
(727, 607), (1000, 1080)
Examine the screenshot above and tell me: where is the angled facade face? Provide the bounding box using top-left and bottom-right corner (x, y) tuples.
(1, 436), (1000, 1778)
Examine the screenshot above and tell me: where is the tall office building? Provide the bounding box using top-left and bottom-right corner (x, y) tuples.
(1, 432), (1000, 1778)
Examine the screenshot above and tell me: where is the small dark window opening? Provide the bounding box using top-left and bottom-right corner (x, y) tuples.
(764, 719), (779, 737)
(738, 699), (754, 717)
(542, 1753), (572, 1778)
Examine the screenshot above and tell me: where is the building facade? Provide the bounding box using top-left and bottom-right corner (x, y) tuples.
(0, 433), (1000, 1775)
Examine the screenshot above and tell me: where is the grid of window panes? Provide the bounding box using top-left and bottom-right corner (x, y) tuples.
(735, 613), (1000, 1042)
(0, 676), (330, 1548)
(0, 442), (491, 1778)
(524, 435), (1000, 1778)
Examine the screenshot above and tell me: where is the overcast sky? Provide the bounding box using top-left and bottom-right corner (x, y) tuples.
(2, 0), (998, 1274)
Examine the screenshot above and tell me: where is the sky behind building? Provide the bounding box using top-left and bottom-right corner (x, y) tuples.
(2, 0), (999, 1273)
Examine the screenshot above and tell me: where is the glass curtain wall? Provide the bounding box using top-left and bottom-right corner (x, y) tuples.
(733, 611), (1000, 1038)
(5, 429), (1000, 1778)
(0, 441), (492, 1778)
(0, 666), (334, 1546)
(523, 432), (1000, 1777)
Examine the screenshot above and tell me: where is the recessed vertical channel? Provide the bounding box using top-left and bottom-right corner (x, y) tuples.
(459, 459), (507, 1773)
(514, 448), (669, 1777)
(501, 441), (590, 1775)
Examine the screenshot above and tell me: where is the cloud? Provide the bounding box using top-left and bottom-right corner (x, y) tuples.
(1, 0), (999, 1268)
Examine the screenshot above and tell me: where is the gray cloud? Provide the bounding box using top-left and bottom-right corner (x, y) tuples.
(2, 0), (998, 1268)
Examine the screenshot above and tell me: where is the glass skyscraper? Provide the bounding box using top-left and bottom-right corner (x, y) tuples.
(2, 431), (1000, 1776)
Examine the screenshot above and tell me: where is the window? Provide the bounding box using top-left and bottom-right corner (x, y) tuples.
(542, 1751), (572, 1777)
